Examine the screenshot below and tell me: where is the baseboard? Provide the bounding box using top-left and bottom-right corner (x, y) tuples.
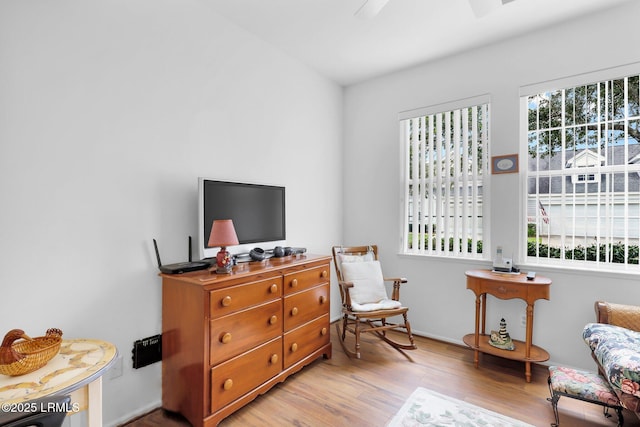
(107, 400), (161, 427)
(329, 318), (466, 347)
(411, 329), (466, 347)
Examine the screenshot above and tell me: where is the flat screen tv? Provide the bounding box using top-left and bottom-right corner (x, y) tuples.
(198, 178), (286, 260)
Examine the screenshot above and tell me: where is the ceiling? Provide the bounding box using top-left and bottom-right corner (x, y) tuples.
(209, 0), (631, 86)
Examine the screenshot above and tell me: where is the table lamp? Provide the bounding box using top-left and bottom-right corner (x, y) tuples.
(208, 219), (239, 274)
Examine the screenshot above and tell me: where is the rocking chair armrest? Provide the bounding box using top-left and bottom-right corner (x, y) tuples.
(384, 277), (407, 284)
(337, 280), (354, 308)
(338, 280), (354, 289)
(384, 277), (407, 302)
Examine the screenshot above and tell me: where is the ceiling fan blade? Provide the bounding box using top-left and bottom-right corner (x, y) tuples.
(468, 0), (501, 17)
(355, 0), (391, 19)
(468, 0), (516, 18)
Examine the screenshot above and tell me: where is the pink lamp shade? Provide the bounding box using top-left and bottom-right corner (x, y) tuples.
(208, 219), (239, 274)
(208, 219), (239, 248)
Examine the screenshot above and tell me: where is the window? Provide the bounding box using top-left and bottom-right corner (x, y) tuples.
(401, 96), (490, 257)
(566, 150), (603, 183)
(525, 72), (640, 268)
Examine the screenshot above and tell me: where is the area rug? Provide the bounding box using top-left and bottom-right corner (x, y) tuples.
(387, 387), (535, 427)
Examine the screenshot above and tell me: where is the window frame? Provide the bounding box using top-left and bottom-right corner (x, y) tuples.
(519, 63), (640, 272)
(399, 94), (491, 259)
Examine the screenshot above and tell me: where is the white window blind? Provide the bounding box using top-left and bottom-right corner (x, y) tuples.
(526, 73), (640, 268)
(401, 101), (489, 257)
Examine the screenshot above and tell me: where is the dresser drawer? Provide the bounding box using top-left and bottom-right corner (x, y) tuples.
(210, 276), (282, 319)
(211, 337), (282, 412)
(210, 300), (282, 365)
(283, 265), (329, 295)
(283, 314), (330, 369)
(283, 283), (329, 332)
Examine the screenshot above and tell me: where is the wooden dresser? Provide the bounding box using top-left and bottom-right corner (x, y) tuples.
(161, 254), (332, 427)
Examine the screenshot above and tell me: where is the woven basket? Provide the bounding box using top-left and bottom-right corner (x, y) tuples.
(0, 329), (62, 376)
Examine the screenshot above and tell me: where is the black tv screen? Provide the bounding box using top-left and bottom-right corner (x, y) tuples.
(199, 179), (286, 257)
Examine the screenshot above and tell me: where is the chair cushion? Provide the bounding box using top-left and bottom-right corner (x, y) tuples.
(351, 299), (402, 312)
(340, 260), (389, 304)
(336, 251), (374, 275)
(583, 323), (640, 398)
(548, 365), (620, 406)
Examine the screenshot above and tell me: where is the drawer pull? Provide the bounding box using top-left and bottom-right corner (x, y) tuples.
(291, 278), (298, 288)
(270, 283), (278, 293)
(223, 379), (233, 390)
(269, 315), (278, 325)
(291, 307), (299, 316)
(221, 332), (232, 344)
(270, 354), (279, 364)
(221, 296), (232, 307)
(290, 343), (298, 352)
(321, 327), (327, 336)
(321, 270), (328, 279)
(319, 295), (327, 304)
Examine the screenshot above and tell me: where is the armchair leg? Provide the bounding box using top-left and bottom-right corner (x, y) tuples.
(547, 376), (560, 427)
(615, 407), (624, 427)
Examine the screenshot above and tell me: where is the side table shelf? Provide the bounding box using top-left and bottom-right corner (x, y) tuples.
(464, 269), (551, 382)
(462, 334), (550, 362)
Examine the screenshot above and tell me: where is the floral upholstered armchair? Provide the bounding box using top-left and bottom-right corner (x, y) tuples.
(583, 301), (640, 419)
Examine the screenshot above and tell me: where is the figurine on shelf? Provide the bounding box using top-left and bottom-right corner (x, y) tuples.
(489, 318), (515, 351)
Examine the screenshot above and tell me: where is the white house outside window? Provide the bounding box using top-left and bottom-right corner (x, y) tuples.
(524, 71), (640, 268)
(401, 96), (490, 258)
(566, 150), (604, 184)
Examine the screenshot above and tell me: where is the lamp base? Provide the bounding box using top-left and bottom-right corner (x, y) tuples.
(216, 265), (233, 274)
(215, 247), (233, 274)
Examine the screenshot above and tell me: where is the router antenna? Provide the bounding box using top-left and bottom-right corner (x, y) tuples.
(188, 236), (193, 262)
(153, 239), (163, 268)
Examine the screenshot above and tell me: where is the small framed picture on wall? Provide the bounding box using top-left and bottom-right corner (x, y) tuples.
(491, 154), (519, 174)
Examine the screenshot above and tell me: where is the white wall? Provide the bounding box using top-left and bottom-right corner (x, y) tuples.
(0, 1), (342, 425)
(344, 1), (640, 373)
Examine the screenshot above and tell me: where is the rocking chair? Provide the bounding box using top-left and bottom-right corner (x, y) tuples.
(332, 245), (417, 361)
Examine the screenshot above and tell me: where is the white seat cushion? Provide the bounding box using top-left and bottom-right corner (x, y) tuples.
(351, 299), (403, 312)
(340, 260), (389, 305)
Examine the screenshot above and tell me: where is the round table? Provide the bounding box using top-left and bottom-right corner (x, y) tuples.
(0, 338), (118, 426)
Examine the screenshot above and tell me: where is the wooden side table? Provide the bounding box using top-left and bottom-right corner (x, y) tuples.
(463, 269), (551, 382)
(0, 339), (118, 427)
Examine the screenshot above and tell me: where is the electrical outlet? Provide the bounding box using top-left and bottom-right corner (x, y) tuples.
(520, 315), (527, 327)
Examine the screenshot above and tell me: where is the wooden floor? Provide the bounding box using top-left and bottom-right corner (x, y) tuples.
(121, 326), (639, 427)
